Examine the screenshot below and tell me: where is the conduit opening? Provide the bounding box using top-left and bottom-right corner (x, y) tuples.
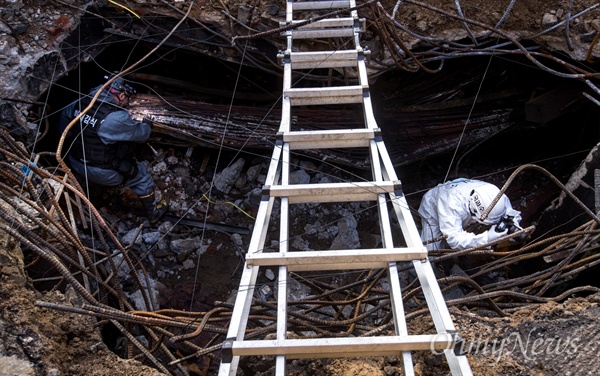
(35, 33), (600, 303)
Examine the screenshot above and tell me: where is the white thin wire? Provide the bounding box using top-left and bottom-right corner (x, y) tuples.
(187, 40), (252, 314)
(442, 54), (495, 184)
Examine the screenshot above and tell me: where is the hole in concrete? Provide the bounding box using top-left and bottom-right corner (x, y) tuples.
(24, 30), (600, 373)
(35, 44), (600, 284)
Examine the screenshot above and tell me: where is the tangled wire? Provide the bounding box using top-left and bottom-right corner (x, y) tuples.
(1, 124), (599, 375)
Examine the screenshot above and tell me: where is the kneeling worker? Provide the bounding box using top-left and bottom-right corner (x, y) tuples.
(58, 74), (167, 224)
(418, 178), (522, 251)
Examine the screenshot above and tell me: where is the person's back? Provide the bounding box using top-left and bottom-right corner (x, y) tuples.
(58, 75), (167, 224)
(418, 178), (521, 250)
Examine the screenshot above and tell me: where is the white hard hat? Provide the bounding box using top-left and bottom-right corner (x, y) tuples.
(468, 184), (507, 225)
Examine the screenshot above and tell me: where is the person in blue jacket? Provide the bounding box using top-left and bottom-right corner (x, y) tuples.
(418, 178), (522, 251)
(58, 74), (167, 224)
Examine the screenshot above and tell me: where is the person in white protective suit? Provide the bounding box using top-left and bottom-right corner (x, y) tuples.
(418, 178), (522, 251)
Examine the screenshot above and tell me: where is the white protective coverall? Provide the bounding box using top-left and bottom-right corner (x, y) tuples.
(418, 178), (522, 251)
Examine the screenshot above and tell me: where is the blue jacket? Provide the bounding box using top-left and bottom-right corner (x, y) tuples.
(58, 84), (155, 196)
(58, 84), (151, 147)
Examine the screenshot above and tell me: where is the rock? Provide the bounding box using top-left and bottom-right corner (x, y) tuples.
(237, 4), (253, 25)
(291, 235), (309, 251)
(112, 253), (131, 279)
(18, 330), (44, 360)
(416, 20), (428, 32)
(258, 284), (273, 300)
(214, 158), (245, 194)
(265, 268), (275, 280)
(329, 213), (360, 250)
(142, 231), (161, 244)
(234, 173), (246, 189)
(121, 228), (143, 246)
(151, 160), (168, 174)
(285, 277), (312, 300)
(182, 258), (195, 270)
(542, 13), (558, 27)
(289, 169), (310, 184)
(0, 36), (15, 58)
(166, 155), (178, 165)
(0, 355), (35, 376)
(244, 187), (262, 208)
(153, 241), (170, 257)
(450, 263), (469, 278)
(297, 160), (317, 171)
(170, 236), (202, 255)
(266, 4), (278, 16)
(245, 163), (263, 183)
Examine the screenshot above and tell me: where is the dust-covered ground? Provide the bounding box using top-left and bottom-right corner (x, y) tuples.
(3, 238), (600, 376)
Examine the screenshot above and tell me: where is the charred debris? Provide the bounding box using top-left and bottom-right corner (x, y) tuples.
(0, 0), (600, 374)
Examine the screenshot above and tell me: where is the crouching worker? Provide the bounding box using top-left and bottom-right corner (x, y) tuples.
(418, 178), (522, 251)
(58, 74), (167, 224)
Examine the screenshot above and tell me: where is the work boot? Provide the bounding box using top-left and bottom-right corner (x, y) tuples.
(139, 192), (168, 225)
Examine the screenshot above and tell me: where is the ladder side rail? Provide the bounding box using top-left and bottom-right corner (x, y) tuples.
(286, 0), (293, 23)
(379, 136), (472, 374)
(377, 141), (473, 374)
(348, 0), (358, 15)
(349, 0), (362, 49)
(276, 142), (292, 375)
(357, 59), (380, 131)
(278, 18), (293, 370)
(218, 263), (260, 376)
(280, 61), (292, 131)
(369, 138), (415, 375)
(253, 143), (285, 254)
(219, 146), (283, 376)
(413, 260), (473, 376)
(377, 141), (474, 373)
(376, 140), (423, 247)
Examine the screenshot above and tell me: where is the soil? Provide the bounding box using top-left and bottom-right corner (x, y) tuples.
(1, 0), (600, 375)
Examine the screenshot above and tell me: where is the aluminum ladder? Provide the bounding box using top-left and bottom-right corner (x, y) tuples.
(219, 1), (473, 374)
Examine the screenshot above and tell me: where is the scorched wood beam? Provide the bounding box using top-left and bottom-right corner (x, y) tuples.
(129, 92), (523, 169)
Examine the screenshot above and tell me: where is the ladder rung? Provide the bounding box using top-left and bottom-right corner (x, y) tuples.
(284, 85), (366, 106)
(291, 0), (351, 11)
(282, 18), (359, 29)
(284, 50), (359, 69)
(246, 247), (427, 270)
(282, 128), (376, 149)
(295, 18), (356, 28)
(223, 334), (456, 360)
(264, 181), (401, 203)
(288, 28), (356, 39)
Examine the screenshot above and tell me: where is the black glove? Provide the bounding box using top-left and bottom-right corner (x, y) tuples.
(142, 117), (153, 126)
